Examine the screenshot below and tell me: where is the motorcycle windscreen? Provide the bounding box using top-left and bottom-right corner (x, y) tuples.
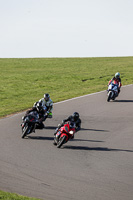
(64, 126), (69, 133)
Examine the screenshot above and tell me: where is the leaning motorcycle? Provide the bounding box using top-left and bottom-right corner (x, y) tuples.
(107, 82), (119, 102)
(21, 111), (39, 138)
(53, 122), (76, 148)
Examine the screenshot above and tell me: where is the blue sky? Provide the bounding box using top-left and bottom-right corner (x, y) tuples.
(0, 0), (133, 58)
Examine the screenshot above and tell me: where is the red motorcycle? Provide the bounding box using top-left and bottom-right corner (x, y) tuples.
(53, 122), (76, 148)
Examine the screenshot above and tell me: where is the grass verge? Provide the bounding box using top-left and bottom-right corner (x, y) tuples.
(0, 190), (41, 200)
(0, 57), (133, 118)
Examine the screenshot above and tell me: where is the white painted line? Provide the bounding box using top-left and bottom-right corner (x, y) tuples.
(54, 84), (133, 105)
(121, 84), (133, 88)
(54, 90), (105, 105)
(1, 84), (133, 119)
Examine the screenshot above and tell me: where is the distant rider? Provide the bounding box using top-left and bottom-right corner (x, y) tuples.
(108, 72), (122, 95)
(54, 112), (81, 139)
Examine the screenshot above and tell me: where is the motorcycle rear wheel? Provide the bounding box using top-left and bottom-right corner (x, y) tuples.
(57, 135), (67, 148)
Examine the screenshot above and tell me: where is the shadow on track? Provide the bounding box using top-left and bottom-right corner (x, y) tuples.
(64, 145), (133, 152)
(28, 136), (54, 140)
(44, 126), (57, 130)
(81, 128), (109, 132)
(73, 139), (104, 143)
(114, 100), (133, 103)
(27, 136), (104, 143)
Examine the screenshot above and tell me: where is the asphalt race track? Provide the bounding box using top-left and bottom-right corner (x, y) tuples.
(0, 85), (133, 200)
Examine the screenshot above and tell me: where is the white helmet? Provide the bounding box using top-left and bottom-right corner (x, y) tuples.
(115, 72), (120, 78)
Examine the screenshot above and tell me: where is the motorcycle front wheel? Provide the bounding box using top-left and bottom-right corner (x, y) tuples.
(53, 136), (57, 145)
(107, 91), (112, 102)
(22, 124), (31, 138)
(57, 135), (67, 148)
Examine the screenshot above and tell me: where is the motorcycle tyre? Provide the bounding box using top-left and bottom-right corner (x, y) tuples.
(107, 91), (112, 102)
(22, 124), (31, 139)
(53, 137), (57, 145)
(57, 135), (67, 148)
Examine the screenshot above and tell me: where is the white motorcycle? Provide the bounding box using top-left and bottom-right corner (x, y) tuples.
(107, 82), (119, 102)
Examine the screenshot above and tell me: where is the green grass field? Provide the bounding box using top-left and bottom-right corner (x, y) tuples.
(0, 57), (133, 118)
(0, 190), (41, 200)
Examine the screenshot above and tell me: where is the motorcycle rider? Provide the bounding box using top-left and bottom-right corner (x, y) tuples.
(23, 101), (46, 129)
(24, 93), (53, 129)
(38, 93), (53, 119)
(108, 72), (122, 95)
(54, 112), (81, 139)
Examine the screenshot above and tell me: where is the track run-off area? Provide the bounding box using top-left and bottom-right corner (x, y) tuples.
(0, 85), (133, 200)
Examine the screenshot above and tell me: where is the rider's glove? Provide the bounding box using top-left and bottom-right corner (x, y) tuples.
(46, 111), (50, 115)
(62, 120), (65, 124)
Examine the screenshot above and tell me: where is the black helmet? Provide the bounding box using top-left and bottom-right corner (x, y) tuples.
(72, 112), (79, 121)
(44, 93), (50, 101)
